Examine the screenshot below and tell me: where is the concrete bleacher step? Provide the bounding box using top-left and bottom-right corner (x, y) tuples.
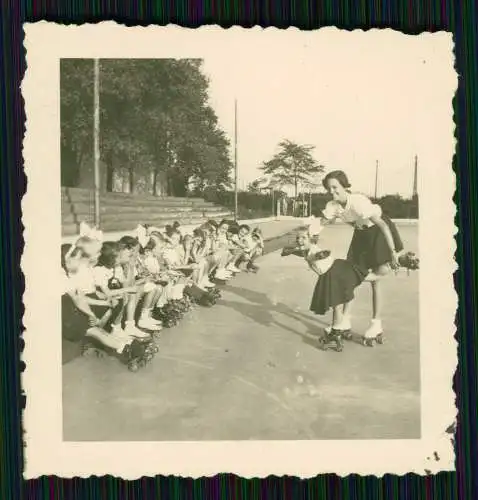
(62, 210), (231, 225)
(62, 214), (233, 236)
(61, 187), (233, 237)
(62, 201), (225, 217)
(62, 187), (209, 206)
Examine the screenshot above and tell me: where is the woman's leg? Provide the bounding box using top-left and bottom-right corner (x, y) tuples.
(364, 264), (390, 340)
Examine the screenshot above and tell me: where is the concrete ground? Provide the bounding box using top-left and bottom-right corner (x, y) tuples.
(62, 223), (420, 441)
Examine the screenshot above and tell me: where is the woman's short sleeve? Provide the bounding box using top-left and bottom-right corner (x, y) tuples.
(351, 193), (382, 219)
(322, 201), (339, 220)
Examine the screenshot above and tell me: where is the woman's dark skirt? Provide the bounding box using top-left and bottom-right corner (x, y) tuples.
(346, 214), (404, 271)
(309, 259), (367, 315)
(62, 294), (89, 342)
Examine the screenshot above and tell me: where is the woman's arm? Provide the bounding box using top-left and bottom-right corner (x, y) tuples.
(370, 215), (399, 268)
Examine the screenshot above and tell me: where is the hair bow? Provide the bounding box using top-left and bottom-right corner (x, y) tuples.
(307, 216), (323, 237)
(136, 224), (149, 248)
(79, 221), (103, 242)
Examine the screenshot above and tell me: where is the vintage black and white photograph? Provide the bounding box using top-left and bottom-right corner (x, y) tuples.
(23, 24), (457, 478)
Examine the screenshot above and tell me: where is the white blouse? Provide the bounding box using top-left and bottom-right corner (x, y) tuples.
(68, 264), (97, 294)
(322, 193), (382, 229)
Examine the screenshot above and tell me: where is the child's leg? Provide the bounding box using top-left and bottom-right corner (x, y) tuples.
(138, 288), (162, 329)
(332, 305), (344, 328)
(124, 292), (150, 338)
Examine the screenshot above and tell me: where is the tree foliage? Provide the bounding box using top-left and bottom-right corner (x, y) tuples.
(261, 139), (325, 198)
(60, 59), (232, 195)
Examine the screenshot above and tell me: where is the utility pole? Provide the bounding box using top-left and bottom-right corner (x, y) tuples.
(374, 160), (379, 199)
(413, 154), (418, 197)
(93, 58), (101, 228)
(234, 99), (238, 221)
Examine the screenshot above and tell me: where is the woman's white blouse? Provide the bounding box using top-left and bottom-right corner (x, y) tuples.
(322, 193), (382, 229)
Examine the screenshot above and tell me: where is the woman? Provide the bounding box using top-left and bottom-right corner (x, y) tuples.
(315, 170), (406, 346)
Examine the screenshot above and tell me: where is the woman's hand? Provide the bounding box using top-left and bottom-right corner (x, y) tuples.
(390, 251), (400, 271)
(88, 315), (100, 327)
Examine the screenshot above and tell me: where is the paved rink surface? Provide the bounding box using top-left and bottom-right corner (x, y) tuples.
(63, 224), (420, 441)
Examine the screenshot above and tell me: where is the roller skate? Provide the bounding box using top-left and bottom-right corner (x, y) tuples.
(317, 328), (345, 352)
(398, 251), (420, 274)
(124, 321), (153, 340)
(137, 315), (163, 332)
(361, 319), (384, 347)
(246, 262), (260, 273)
(122, 338), (154, 372)
(324, 317), (353, 341)
(155, 303), (180, 328)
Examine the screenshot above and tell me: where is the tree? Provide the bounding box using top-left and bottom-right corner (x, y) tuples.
(261, 139), (325, 198)
(60, 58), (232, 196)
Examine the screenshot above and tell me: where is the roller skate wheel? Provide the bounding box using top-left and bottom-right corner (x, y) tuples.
(343, 330), (353, 340)
(376, 334), (384, 344)
(153, 345), (160, 353)
(362, 337), (375, 347)
(335, 341), (344, 352)
(128, 361), (139, 372)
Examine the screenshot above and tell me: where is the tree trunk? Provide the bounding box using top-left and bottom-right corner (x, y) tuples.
(128, 167), (134, 194)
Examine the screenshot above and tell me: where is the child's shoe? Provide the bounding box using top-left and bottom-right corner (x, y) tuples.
(124, 321), (151, 339)
(227, 264), (241, 273)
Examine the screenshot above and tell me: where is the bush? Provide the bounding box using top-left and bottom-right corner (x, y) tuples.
(204, 190), (419, 220)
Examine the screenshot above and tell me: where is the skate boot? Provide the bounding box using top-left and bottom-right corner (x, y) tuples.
(324, 316), (352, 340)
(317, 328), (345, 352)
(124, 321), (152, 340)
(227, 264), (241, 274)
(362, 319), (384, 347)
(246, 262), (260, 273)
(137, 315), (163, 331)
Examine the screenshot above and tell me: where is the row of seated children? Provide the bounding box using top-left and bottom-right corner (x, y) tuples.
(61, 219), (265, 356)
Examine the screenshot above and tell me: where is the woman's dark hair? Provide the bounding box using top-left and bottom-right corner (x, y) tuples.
(118, 235), (139, 250)
(97, 241), (120, 269)
(239, 224), (251, 232)
(207, 219), (219, 228)
(322, 170), (351, 190)
(61, 244), (83, 271)
(172, 221), (181, 230)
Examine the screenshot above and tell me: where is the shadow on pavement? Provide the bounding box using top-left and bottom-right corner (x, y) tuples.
(220, 284), (330, 348)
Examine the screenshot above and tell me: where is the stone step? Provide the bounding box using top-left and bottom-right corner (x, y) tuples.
(62, 210), (231, 225)
(62, 188), (206, 206)
(62, 201), (225, 216)
(61, 213), (232, 237)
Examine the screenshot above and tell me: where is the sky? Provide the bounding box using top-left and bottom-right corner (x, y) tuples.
(201, 29), (455, 197)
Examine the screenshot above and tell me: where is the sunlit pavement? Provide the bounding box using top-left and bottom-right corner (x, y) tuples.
(62, 224), (420, 441)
